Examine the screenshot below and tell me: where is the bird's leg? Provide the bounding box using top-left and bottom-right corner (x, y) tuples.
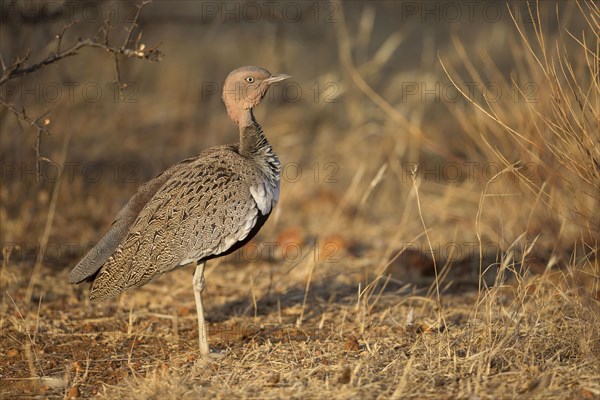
(193, 261), (210, 355)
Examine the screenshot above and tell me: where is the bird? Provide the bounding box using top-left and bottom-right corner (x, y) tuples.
(68, 66), (291, 355)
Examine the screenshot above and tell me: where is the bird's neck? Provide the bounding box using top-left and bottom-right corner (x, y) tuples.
(238, 109), (280, 179)
(238, 109), (266, 155)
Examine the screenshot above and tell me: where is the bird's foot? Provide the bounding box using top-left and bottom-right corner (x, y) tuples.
(194, 348), (226, 368)
(207, 347), (227, 358)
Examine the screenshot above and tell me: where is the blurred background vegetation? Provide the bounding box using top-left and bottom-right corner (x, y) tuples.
(1, 0), (598, 284)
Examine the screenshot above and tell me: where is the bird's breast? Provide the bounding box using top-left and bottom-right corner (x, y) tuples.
(250, 178), (279, 215)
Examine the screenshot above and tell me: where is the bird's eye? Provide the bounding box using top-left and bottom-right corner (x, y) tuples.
(245, 77), (254, 83)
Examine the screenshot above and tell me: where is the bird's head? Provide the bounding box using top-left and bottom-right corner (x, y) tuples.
(222, 66), (291, 127)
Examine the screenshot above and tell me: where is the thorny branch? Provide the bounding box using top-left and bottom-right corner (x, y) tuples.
(0, 1), (161, 86)
(0, 0), (162, 180)
(0, 98), (51, 179)
(0, 37), (162, 87)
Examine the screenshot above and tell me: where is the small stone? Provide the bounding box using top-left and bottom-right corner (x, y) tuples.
(267, 372), (280, 384)
(72, 361), (82, 373)
(66, 385), (80, 398)
(178, 306), (190, 316)
(344, 335), (360, 352)
(338, 366), (351, 384)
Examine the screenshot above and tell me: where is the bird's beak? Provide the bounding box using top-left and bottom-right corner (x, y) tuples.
(265, 74), (292, 84)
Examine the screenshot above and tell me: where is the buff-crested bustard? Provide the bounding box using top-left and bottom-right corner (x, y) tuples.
(69, 66), (290, 355)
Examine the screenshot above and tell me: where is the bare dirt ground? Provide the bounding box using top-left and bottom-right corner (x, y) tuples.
(2, 247), (599, 398)
(1, 1), (599, 399)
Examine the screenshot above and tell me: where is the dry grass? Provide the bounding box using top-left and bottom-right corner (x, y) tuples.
(1, 1), (599, 399)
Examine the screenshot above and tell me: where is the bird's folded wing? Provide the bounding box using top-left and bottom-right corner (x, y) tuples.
(68, 157), (197, 284)
(86, 156), (261, 301)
